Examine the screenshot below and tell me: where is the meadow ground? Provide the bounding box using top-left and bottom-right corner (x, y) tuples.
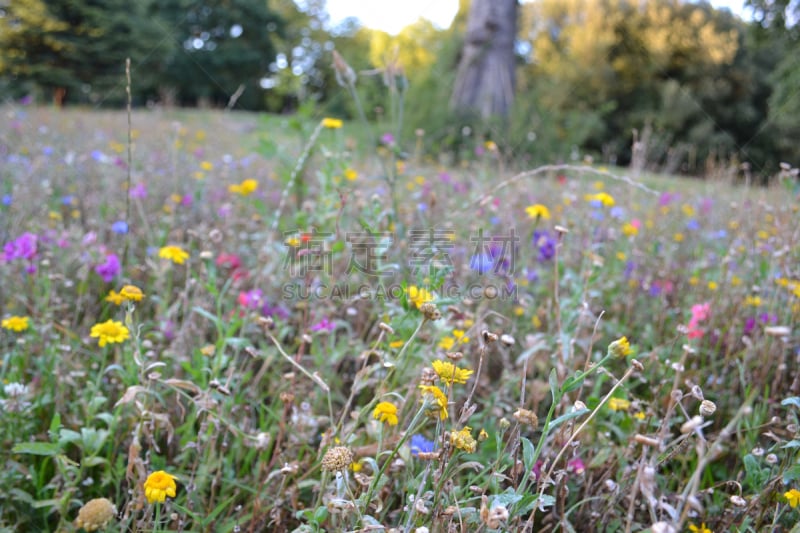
(1, 106), (799, 532)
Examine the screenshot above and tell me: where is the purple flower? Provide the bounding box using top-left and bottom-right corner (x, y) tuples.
(567, 457), (585, 475)
(686, 219), (700, 231)
(533, 230), (556, 261)
(95, 253), (121, 282)
(410, 434), (434, 456)
(261, 301), (290, 320)
(380, 133), (395, 146)
(311, 318), (335, 333)
(744, 317), (756, 335)
(2, 194), (11, 206)
(3, 232), (37, 261)
(129, 183), (147, 199)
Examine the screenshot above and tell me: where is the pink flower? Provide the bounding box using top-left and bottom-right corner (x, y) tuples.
(687, 302), (711, 339)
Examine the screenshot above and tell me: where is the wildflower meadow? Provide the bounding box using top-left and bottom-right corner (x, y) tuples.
(1, 101), (799, 533)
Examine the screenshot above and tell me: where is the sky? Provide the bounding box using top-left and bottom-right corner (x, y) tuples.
(325, 0), (753, 35)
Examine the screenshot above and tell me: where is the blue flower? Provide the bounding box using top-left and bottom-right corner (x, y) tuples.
(1, 194), (11, 206)
(111, 220), (129, 234)
(469, 252), (494, 274)
(410, 434), (434, 456)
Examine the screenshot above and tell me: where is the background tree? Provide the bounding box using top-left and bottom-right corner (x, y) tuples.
(0, 0), (158, 105)
(148, 0), (283, 109)
(450, 0), (518, 119)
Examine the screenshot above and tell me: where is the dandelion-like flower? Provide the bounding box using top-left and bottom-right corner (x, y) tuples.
(119, 284), (145, 302)
(90, 319), (130, 347)
(105, 290), (125, 305)
(74, 498), (117, 531)
(228, 178), (258, 196)
(372, 401), (399, 426)
(2, 315), (29, 332)
(609, 336), (631, 357)
(431, 360), (473, 386)
(525, 204), (551, 220)
(321, 117), (343, 129)
(608, 398), (631, 411)
(785, 488), (800, 508)
(143, 471), (178, 504)
(450, 426), (477, 453)
(419, 385), (448, 420)
(159, 245), (189, 265)
(407, 285), (434, 309)
(321, 446), (353, 472)
(688, 523), (712, 533)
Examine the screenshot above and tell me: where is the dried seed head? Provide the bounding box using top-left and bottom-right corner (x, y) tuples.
(321, 446), (353, 472)
(554, 225), (569, 235)
(420, 366), (438, 385)
(630, 358), (644, 371)
(671, 390), (684, 402)
(730, 495), (746, 507)
(680, 415), (704, 433)
(604, 479), (618, 492)
(690, 385), (704, 401)
(573, 400), (587, 411)
(332, 49), (356, 86)
(513, 408), (538, 427)
(499, 417), (511, 429)
(419, 302), (441, 321)
(280, 391), (295, 404)
(445, 351), (464, 362)
(209, 228), (223, 243)
(485, 504), (510, 529)
(751, 447), (765, 457)
(699, 400), (716, 417)
(378, 322), (395, 335)
(634, 434), (661, 448)
(482, 330), (499, 343)
(650, 522), (677, 533)
(500, 334), (515, 346)
(765, 453), (778, 464)
(74, 498), (117, 532)
(417, 451), (441, 461)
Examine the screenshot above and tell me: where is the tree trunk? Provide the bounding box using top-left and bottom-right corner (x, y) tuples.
(451, 0), (518, 119)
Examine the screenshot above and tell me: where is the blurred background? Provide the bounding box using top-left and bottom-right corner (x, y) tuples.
(1, 0), (798, 177)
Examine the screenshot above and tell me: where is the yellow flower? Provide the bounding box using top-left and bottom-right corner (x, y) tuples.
(784, 488), (800, 508)
(419, 385), (448, 420)
(120, 285), (144, 302)
(200, 160), (213, 171)
(159, 245), (189, 265)
(143, 470), (178, 504)
(2, 316), (30, 332)
(407, 285), (434, 309)
(484, 140), (497, 151)
(688, 523), (712, 533)
(438, 337), (455, 351)
(608, 398), (631, 411)
(450, 426), (477, 453)
(744, 295), (761, 307)
(731, 275), (742, 286)
(608, 336), (631, 358)
(674, 233), (685, 242)
(351, 460), (363, 472)
(682, 204), (696, 217)
(372, 401), (399, 426)
(228, 179), (258, 196)
(616, 252), (627, 261)
(90, 319), (130, 347)
(344, 168), (358, 181)
(321, 117), (343, 129)
(586, 192), (615, 207)
(389, 340), (404, 349)
(707, 281), (718, 291)
(105, 290), (125, 305)
(622, 222), (638, 236)
(525, 204), (551, 220)
(452, 329), (469, 343)
(431, 360), (474, 386)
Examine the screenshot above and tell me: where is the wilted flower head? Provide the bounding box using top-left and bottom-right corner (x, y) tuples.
(609, 336), (631, 357)
(74, 498), (117, 531)
(321, 446), (353, 472)
(450, 426), (477, 453)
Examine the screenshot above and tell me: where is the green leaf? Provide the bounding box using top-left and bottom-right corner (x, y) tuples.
(493, 489), (524, 508)
(12, 442), (60, 456)
(561, 371), (585, 393)
(548, 368), (559, 403)
(81, 456), (108, 467)
(783, 464), (800, 485)
(521, 437), (535, 471)
(549, 408), (590, 431)
(536, 494), (556, 509)
(48, 413), (61, 438)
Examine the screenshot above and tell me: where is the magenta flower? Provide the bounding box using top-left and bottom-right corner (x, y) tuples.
(311, 318), (335, 333)
(3, 232), (37, 261)
(95, 253), (121, 282)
